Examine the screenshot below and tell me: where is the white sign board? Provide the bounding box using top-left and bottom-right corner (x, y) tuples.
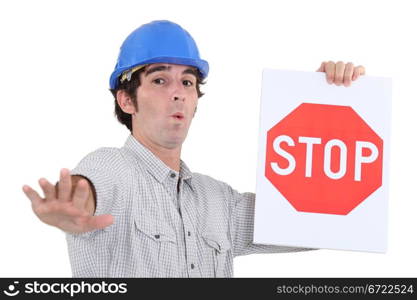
(253, 69), (391, 252)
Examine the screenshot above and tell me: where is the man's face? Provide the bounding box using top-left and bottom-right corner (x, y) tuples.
(132, 63), (199, 150)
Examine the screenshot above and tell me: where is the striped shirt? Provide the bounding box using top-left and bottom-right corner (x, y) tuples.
(66, 134), (310, 277)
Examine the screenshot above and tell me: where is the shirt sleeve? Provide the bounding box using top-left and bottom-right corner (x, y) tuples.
(67, 148), (121, 238)
(65, 148), (123, 277)
(227, 185), (317, 257)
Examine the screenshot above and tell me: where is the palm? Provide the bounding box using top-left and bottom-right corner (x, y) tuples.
(23, 168), (113, 234)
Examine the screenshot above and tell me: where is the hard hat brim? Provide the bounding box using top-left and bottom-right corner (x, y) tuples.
(109, 56), (209, 89)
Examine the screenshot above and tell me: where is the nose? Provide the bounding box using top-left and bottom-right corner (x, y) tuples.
(171, 81), (186, 102)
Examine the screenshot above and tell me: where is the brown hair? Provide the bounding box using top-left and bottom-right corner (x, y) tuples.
(110, 66), (205, 132)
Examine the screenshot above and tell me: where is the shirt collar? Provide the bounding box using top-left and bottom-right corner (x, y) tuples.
(123, 134), (194, 190)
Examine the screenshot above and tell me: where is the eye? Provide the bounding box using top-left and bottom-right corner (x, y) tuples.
(183, 80), (194, 87)
(152, 78), (165, 85)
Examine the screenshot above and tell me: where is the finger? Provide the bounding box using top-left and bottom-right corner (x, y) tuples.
(334, 61), (345, 86)
(84, 214), (114, 232)
(58, 168), (72, 202)
(324, 61), (335, 84)
(352, 65), (366, 81)
(22, 185), (44, 207)
(343, 62), (354, 87)
(316, 61), (325, 72)
(73, 179), (90, 211)
(38, 178), (57, 201)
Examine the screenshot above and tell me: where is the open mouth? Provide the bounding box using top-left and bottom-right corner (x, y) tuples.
(171, 113), (185, 120)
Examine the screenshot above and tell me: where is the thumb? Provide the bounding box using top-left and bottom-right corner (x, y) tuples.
(85, 214), (114, 231)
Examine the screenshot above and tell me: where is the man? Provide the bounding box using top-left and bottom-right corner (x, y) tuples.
(22, 20), (365, 277)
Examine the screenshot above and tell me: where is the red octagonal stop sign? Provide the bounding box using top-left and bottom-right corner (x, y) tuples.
(265, 103), (383, 215)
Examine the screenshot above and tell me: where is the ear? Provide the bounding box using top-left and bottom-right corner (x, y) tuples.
(116, 90), (137, 114)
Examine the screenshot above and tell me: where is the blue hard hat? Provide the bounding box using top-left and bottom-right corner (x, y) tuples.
(109, 20), (209, 89)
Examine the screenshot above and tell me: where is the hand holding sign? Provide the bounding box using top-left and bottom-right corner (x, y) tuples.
(316, 61), (366, 86)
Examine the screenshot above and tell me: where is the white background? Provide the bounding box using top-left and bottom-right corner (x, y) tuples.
(0, 0), (416, 277)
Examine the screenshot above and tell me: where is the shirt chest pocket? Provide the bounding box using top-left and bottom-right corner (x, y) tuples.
(202, 234), (232, 278)
(133, 214), (178, 277)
